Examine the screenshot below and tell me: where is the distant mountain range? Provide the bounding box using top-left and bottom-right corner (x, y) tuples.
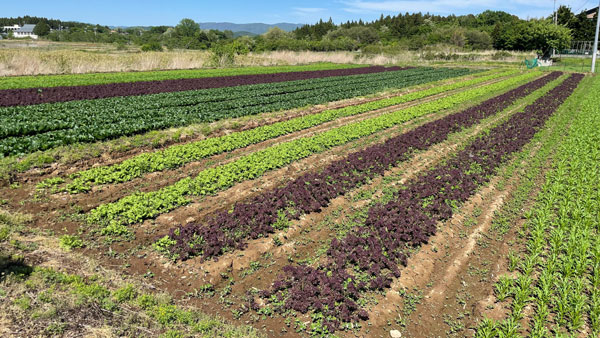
(198, 22), (303, 35)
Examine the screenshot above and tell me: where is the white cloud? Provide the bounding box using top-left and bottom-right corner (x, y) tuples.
(292, 7), (331, 21)
(293, 7), (328, 13)
(340, 0), (495, 14)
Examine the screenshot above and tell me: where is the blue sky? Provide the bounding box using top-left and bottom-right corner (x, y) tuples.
(2, 0), (594, 26)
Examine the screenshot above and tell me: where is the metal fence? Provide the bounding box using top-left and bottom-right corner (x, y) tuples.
(559, 41), (596, 56)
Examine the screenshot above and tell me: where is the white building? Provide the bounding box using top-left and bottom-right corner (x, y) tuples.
(13, 25), (38, 39)
(2, 24), (20, 32)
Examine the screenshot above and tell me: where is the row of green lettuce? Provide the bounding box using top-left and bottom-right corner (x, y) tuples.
(1, 68), (473, 157)
(0, 63), (361, 90)
(61, 68), (514, 193)
(87, 71), (542, 235)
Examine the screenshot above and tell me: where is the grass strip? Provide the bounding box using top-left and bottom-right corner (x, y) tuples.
(0, 63), (360, 90)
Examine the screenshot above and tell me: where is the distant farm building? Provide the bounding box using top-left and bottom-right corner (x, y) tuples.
(13, 24), (38, 39)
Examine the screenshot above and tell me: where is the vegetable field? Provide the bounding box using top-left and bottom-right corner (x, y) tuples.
(1, 63), (597, 338)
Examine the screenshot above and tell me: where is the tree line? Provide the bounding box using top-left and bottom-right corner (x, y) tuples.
(1, 6), (596, 57)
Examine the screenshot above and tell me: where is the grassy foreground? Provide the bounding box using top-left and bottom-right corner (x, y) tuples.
(0, 208), (262, 337)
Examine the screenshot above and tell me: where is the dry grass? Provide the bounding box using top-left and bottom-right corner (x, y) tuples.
(241, 50), (414, 66)
(0, 41), (211, 76)
(0, 40), (535, 76)
(243, 49), (535, 66)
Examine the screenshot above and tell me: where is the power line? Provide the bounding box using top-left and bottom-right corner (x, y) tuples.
(574, 0), (592, 13)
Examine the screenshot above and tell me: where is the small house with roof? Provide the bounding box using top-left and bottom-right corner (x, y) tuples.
(587, 7), (599, 19)
(13, 24), (38, 39)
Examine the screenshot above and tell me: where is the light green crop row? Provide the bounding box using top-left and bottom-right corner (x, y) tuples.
(65, 68), (514, 192)
(0, 63), (361, 90)
(87, 71), (541, 234)
(476, 76), (600, 338)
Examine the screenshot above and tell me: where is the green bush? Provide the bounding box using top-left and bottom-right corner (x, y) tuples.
(141, 42), (163, 52)
(0, 226), (10, 242)
(492, 51), (512, 60)
(209, 40), (249, 67)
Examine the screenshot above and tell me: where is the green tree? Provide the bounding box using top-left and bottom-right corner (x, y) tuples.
(556, 5), (575, 26)
(175, 18), (200, 37)
(326, 26), (379, 45)
(477, 10), (517, 27)
(529, 19), (571, 56)
(492, 19), (571, 55)
(33, 22), (51, 36)
(263, 27), (289, 41)
(571, 10), (597, 40)
(209, 40), (249, 67)
(465, 30), (492, 50)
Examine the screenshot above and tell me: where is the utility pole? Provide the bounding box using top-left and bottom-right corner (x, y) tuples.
(592, 2), (600, 73)
(553, 0), (558, 57)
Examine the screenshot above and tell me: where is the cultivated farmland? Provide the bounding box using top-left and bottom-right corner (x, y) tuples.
(1, 62), (598, 338)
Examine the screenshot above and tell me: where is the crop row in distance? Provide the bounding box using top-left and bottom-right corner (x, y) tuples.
(257, 73), (582, 334)
(476, 74), (598, 338)
(0, 66), (404, 107)
(87, 71), (542, 234)
(0, 67), (473, 157)
(0, 68), (432, 159)
(0, 67), (436, 136)
(0, 66), (427, 129)
(0, 62), (361, 90)
(160, 71), (558, 262)
(58, 68), (514, 192)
